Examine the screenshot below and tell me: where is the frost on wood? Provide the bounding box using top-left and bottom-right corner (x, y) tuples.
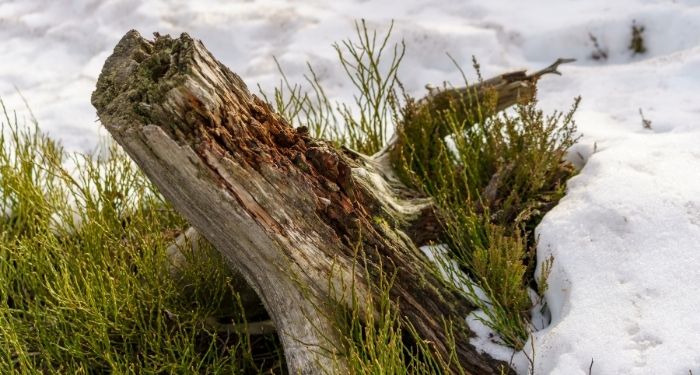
(92, 30), (516, 374)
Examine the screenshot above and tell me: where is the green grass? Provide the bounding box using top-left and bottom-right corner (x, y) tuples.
(261, 19), (404, 155)
(0, 102), (283, 373)
(326, 251), (470, 375)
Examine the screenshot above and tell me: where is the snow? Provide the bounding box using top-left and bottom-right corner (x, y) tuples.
(519, 132), (700, 374)
(3, 0), (700, 373)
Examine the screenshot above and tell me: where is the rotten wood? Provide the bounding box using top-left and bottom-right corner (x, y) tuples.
(89, 30), (557, 374)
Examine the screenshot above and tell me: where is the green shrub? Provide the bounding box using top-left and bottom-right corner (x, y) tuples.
(393, 74), (579, 348)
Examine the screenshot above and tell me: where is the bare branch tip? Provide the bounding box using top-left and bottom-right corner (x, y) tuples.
(531, 58), (576, 79)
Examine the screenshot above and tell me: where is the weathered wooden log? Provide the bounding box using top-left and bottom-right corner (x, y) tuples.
(91, 30), (562, 374)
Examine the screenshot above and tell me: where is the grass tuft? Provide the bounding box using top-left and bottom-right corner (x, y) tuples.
(330, 254), (462, 375)
(264, 19), (404, 154)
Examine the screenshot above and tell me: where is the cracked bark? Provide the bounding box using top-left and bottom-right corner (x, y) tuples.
(92, 30), (566, 374)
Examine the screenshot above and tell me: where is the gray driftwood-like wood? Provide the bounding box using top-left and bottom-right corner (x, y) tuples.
(90, 30), (563, 374)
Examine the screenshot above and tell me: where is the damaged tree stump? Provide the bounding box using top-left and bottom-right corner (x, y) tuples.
(92, 30), (567, 374)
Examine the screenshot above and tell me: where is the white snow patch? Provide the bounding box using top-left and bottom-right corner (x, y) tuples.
(467, 310), (518, 364)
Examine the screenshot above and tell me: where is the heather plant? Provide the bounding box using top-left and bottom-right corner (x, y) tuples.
(392, 69), (579, 347)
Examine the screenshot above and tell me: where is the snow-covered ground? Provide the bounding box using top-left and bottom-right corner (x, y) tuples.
(2, 1), (700, 373)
